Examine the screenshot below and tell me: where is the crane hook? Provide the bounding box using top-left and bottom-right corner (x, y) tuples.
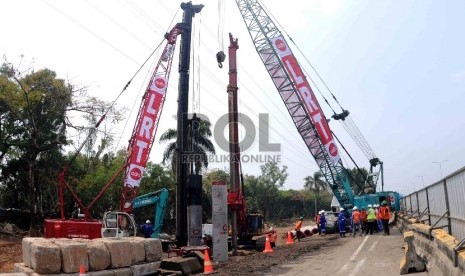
(216, 51), (226, 68)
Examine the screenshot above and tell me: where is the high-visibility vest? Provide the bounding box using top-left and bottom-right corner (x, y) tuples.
(295, 220), (303, 231)
(360, 211), (367, 222)
(380, 206), (391, 220)
(367, 208), (376, 221)
(352, 210), (361, 223)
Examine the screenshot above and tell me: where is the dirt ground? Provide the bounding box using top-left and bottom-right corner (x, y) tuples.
(209, 225), (343, 276)
(0, 223), (342, 274)
(0, 233), (23, 273)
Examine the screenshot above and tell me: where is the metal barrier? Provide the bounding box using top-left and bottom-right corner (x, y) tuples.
(400, 165), (465, 241)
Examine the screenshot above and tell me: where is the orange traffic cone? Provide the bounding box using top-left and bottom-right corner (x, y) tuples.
(286, 231), (294, 245)
(79, 264), (87, 276)
(263, 235), (273, 253)
(203, 249), (214, 274)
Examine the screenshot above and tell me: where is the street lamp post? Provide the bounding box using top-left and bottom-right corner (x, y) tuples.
(432, 160), (447, 179)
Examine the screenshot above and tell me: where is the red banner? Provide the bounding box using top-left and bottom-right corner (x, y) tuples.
(272, 36), (340, 164)
(126, 76), (167, 186)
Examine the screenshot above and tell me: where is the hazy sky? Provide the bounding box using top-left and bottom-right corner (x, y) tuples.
(2, 0), (464, 196)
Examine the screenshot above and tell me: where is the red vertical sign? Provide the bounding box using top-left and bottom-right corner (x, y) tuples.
(125, 76), (167, 186)
(272, 36), (340, 164)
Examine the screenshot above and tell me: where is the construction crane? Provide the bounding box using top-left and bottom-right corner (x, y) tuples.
(44, 24), (182, 239)
(233, 0), (400, 211)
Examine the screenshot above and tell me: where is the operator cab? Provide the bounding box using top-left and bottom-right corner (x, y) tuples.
(101, 211), (137, 238)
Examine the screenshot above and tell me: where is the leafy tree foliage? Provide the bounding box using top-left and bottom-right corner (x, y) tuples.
(0, 63), (123, 234)
(304, 171), (328, 216)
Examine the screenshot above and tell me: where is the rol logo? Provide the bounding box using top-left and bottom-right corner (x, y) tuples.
(328, 142), (338, 157)
(130, 167), (142, 180)
(127, 164), (144, 187)
(150, 76), (167, 94)
(272, 36), (291, 57)
(274, 38), (287, 52)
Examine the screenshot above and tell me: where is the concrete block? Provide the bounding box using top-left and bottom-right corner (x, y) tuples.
(22, 237), (44, 268)
(86, 240), (111, 271)
(142, 239), (162, 262)
(125, 238), (146, 265)
(130, 261), (161, 276)
(89, 270), (115, 276)
(102, 239), (131, 268)
(111, 268), (132, 276)
(400, 231), (426, 275)
(160, 257), (202, 275)
(29, 239), (61, 274)
(458, 251), (465, 271)
(54, 240), (88, 273)
(435, 234), (458, 260)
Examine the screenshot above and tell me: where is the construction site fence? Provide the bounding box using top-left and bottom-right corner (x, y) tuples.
(400, 165), (465, 242)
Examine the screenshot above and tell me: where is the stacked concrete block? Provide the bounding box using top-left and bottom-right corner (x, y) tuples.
(29, 239), (61, 274)
(101, 239), (132, 268)
(86, 240), (111, 271)
(54, 239), (88, 273)
(16, 237), (165, 275)
(141, 238), (162, 262)
(125, 237), (146, 265)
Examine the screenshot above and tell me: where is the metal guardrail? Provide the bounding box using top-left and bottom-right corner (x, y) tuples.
(400, 165), (465, 241)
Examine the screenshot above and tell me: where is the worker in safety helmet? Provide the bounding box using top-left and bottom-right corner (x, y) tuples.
(350, 206), (362, 237)
(293, 217), (304, 242)
(374, 204), (382, 233)
(141, 219), (154, 238)
(338, 208), (346, 237)
(380, 201), (391, 235)
(366, 204), (377, 235)
(315, 211), (321, 235)
(319, 210), (327, 236)
(360, 207), (368, 235)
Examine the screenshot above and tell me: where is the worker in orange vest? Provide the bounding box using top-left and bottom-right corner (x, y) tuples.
(380, 201), (391, 235)
(315, 212), (321, 235)
(360, 207), (368, 235)
(293, 217), (303, 242)
(350, 206), (362, 237)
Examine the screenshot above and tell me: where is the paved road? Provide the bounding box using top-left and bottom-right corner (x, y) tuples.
(267, 227), (429, 276)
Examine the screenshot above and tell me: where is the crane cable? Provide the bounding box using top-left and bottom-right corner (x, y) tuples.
(259, 0), (378, 162)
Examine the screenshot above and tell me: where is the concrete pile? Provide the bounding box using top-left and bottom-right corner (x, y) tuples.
(13, 237), (162, 275)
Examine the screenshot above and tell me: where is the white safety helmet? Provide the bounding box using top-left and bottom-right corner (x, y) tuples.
(367, 204), (372, 208)
(321, 210), (325, 214)
(340, 207), (344, 211)
(269, 227), (274, 231)
(374, 204), (379, 208)
(353, 206), (358, 210)
(146, 220), (151, 224)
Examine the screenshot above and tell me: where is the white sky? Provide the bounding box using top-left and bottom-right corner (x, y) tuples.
(2, 0), (465, 196)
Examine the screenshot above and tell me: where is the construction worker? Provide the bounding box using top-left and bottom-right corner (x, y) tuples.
(351, 206), (362, 237)
(380, 201), (391, 235)
(141, 219), (154, 238)
(320, 210), (327, 235)
(375, 204), (382, 232)
(366, 204), (377, 235)
(338, 208), (346, 237)
(360, 207), (368, 235)
(315, 212), (321, 235)
(293, 217), (303, 242)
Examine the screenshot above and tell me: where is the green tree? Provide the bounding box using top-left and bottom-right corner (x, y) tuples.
(0, 63), (124, 234)
(304, 171), (327, 217)
(244, 161), (288, 220)
(346, 167), (373, 195)
(159, 114), (215, 176)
